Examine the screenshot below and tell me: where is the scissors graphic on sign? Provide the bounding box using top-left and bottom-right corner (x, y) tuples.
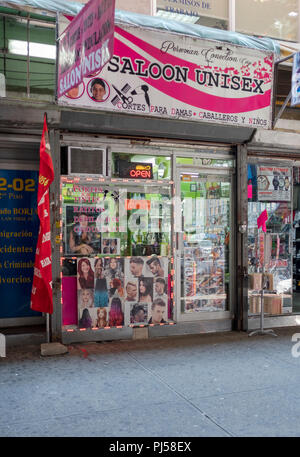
(112, 85), (133, 108)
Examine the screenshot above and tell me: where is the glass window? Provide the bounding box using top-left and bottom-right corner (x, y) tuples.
(248, 164), (293, 316)
(179, 172), (231, 315)
(61, 177), (174, 330)
(176, 157), (235, 168)
(0, 14), (56, 100)
(236, 0), (298, 41)
(292, 167), (300, 313)
(156, 0), (229, 30)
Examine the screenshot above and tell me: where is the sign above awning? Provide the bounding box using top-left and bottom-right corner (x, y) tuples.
(59, 23), (275, 129)
(2, 0), (279, 54)
(156, 0), (228, 20)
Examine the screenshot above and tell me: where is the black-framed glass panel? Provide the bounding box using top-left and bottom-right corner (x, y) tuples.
(112, 152), (171, 181)
(248, 164), (293, 316)
(60, 176), (174, 331)
(292, 167), (300, 313)
(179, 172), (231, 314)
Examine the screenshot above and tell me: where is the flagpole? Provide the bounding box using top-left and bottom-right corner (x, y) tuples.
(45, 110), (50, 345)
(46, 313), (50, 343)
(31, 112), (54, 337)
(260, 233), (265, 332)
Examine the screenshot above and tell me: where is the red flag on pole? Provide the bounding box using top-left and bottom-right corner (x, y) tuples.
(30, 114), (54, 314)
(257, 209), (268, 233)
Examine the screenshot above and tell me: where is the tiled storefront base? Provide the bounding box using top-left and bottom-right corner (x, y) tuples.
(61, 319), (233, 344)
(248, 314), (300, 331)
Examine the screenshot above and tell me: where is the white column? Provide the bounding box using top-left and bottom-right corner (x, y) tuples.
(229, 0), (236, 32)
(151, 0), (157, 16)
(298, 0), (300, 42)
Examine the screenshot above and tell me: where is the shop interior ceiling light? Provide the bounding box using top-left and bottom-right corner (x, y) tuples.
(8, 39), (56, 59)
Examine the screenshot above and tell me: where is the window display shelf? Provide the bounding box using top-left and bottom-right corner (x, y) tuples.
(248, 292), (290, 297)
(248, 292), (291, 315)
(182, 294), (226, 300)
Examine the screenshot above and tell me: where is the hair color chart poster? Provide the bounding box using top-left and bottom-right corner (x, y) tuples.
(76, 256), (170, 329)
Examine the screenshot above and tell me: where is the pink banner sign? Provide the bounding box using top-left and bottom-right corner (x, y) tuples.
(58, 0), (115, 98)
(59, 21), (274, 129)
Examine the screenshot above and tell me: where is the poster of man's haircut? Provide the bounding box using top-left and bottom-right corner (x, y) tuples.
(129, 303), (149, 324)
(123, 256), (170, 326)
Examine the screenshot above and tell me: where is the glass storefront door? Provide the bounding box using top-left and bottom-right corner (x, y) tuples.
(293, 165), (300, 313)
(248, 162), (293, 316)
(175, 169), (233, 321)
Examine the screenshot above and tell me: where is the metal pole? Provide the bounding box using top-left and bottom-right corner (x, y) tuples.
(272, 52), (296, 128)
(55, 12), (59, 103)
(273, 90), (292, 129)
(249, 230), (277, 337)
(260, 233), (265, 331)
(46, 314), (50, 343)
(26, 14), (30, 98)
(3, 17), (6, 80)
(275, 52), (296, 65)
(235, 144), (248, 331)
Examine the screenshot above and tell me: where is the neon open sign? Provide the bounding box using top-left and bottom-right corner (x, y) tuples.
(129, 167), (151, 178)
(119, 160), (153, 179)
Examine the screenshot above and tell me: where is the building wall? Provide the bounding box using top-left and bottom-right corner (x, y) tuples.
(116, 0), (155, 15)
(68, 0), (155, 15)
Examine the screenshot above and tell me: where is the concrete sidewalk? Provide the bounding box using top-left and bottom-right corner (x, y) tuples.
(0, 327), (300, 437)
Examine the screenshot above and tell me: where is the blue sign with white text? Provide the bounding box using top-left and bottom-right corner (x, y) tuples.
(0, 169), (41, 319)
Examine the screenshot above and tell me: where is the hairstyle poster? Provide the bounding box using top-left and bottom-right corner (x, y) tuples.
(183, 246), (226, 313)
(77, 256), (125, 329)
(124, 256), (170, 326)
(101, 236), (120, 255)
(76, 256), (170, 329)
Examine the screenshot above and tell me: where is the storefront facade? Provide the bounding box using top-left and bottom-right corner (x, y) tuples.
(0, 98), (252, 341)
(3, 107), (300, 343)
(4, 5), (299, 344)
(56, 132), (239, 343)
(246, 127), (300, 331)
(46, 9), (275, 343)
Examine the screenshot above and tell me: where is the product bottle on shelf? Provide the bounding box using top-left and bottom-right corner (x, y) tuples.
(135, 228), (143, 256)
(154, 232), (161, 255)
(127, 227), (133, 256)
(160, 231), (169, 256)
